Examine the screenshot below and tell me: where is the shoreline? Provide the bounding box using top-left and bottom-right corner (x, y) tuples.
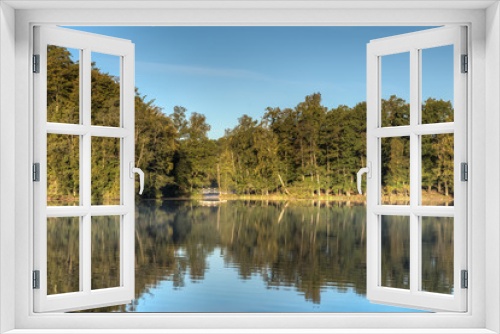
(148, 193), (454, 205)
(48, 193), (454, 204)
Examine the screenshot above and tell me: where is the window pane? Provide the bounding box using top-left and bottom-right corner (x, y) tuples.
(381, 215), (410, 290)
(91, 216), (120, 290)
(421, 134), (454, 206)
(47, 45), (80, 124)
(47, 134), (80, 206)
(381, 137), (410, 205)
(381, 52), (410, 127)
(91, 52), (121, 127)
(421, 217), (454, 294)
(47, 217), (80, 295)
(421, 45), (454, 124)
(91, 137), (120, 205)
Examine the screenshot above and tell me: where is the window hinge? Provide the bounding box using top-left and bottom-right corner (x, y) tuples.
(33, 54), (40, 73)
(33, 270), (40, 289)
(461, 162), (468, 182)
(461, 54), (468, 73)
(33, 163), (40, 182)
(461, 270), (468, 289)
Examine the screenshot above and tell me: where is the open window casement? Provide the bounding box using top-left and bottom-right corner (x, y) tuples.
(33, 26), (140, 312)
(363, 26), (467, 312)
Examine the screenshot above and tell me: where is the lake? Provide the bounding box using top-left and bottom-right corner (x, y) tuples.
(47, 200), (453, 312)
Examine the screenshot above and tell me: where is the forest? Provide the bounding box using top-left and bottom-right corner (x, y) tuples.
(46, 45), (454, 203)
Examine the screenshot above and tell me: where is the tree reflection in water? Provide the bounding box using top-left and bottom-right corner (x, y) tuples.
(46, 200), (453, 312)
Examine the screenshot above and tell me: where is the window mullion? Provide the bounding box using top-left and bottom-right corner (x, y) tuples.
(82, 47), (91, 210)
(373, 205), (454, 217)
(413, 123), (454, 135)
(409, 47), (420, 294)
(82, 47), (92, 294)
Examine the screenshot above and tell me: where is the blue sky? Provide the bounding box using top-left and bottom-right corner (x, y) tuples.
(69, 26), (453, 139)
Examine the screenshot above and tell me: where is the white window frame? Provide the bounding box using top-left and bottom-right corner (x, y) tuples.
(33, 26), (136, 312)
(366, 26), (468, 312)
(1, 1), (498, 333)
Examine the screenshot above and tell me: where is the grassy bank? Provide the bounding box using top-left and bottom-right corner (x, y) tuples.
(48, 191), (453, 205)
(188, 191), (453, 204)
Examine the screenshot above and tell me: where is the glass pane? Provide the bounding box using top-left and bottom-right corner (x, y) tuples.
(381, 137), (410, 205)
(47, 217), (80, 295)
(421, 45), (454, 124)
(381, 52), (410, 127)
(91, 216), (120, 290)
(91, 52), (121, 127)
(421, 134), (454, 206)
(421, 217), (454, 294)
(47, 134), (80, 206)
(381, 215), (410, 290)
(47, 45), (80, 124)
(91, 137), (120, 205)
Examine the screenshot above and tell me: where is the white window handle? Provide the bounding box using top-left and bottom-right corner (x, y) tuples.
(129, 162), (144, 195)
(357, 162), (372, 195)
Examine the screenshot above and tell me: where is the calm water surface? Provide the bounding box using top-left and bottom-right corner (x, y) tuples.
(48, 200), (454, 312)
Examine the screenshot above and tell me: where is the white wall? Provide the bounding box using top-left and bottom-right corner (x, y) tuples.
(486, 2), (500, 333)
(3, 4), (495, 332)
(0, 2), (16, 333)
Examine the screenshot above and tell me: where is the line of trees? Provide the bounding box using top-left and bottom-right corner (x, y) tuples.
(47, 45), (454, 202)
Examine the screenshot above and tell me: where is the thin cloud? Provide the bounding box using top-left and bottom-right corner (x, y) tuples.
(138, 61), (272, 80)
(137, 61), (346, 92)
(137, 61), (307, 85)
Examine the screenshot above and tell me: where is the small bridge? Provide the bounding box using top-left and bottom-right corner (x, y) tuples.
(201, 188), (220, 200)
(201, 188), (220, 196)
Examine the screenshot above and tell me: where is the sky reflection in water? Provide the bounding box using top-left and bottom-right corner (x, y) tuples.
(63, 200), (445, 313)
